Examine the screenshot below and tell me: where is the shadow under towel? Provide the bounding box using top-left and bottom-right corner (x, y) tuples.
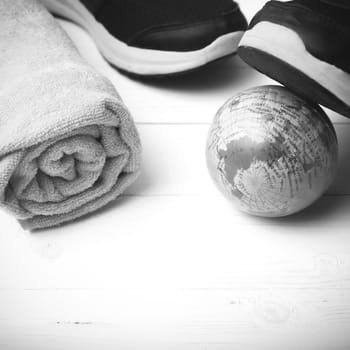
(0, 0), (142, 230)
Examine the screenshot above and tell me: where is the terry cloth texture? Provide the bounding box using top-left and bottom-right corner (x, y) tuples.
(0, 0), (142, 230)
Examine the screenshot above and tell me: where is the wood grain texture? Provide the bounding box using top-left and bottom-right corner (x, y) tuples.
(1, 1), (350, 349)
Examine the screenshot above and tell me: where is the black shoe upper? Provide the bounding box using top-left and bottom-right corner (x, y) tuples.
(81, 0), (247, 51)
(249, 0), (350, 74)
(321, 0), (350, 9)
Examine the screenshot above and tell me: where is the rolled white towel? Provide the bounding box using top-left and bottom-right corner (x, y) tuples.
(0, 0), (142, 230)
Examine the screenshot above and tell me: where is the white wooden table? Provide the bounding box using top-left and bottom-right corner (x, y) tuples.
(2, 1), (350, 349)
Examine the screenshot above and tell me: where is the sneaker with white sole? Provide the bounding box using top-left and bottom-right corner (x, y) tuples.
(238, 0), (350, 117)
(41, 0), (247, 77)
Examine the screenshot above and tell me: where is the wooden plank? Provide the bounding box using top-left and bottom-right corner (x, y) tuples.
(0, 287), (350, 350)
(127, 123), (350, 196)
(2, 194), (350, 289)
(0, 122), (349, 232)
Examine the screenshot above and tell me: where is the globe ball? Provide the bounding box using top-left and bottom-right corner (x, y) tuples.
(206, 85), (338, 217)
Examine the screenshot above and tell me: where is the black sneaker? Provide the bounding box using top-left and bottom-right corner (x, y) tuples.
(41, 0), (247, 77)
(238, 0), (350, 117)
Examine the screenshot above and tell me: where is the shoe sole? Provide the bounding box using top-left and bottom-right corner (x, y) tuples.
(41, 0), (245, 76)
(238, 22), (350, 118)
